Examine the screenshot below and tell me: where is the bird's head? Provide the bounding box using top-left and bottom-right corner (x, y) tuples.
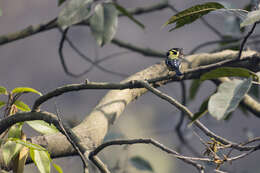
(166, 48), (183, 59)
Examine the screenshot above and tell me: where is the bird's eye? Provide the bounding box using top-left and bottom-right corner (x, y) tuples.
(172, 51), (177, 55)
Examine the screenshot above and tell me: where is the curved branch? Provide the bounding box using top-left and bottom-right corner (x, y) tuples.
(238, 23), (258, 60)
(89, 138), (205, 173)
(58, 28), (128, 77)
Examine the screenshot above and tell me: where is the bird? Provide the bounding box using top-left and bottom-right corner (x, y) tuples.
(165, 48), (184, 76)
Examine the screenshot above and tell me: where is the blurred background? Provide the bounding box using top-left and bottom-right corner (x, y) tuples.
(1, 0), (260, 172)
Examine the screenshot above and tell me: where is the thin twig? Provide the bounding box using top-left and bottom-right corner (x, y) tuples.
(134, 80), (256, 151)
(58, 28), (128, 77)
(89, 138), (205, 173)
(214, 169), (228, 173)
(90, 155), (111, 173)
(121, 1), (169, 16)
(212, 39), (260, 53)
(241, 137), (260, 146)
(200, 17), (223, 38)
(189, 39), (240, 55)
(0, 18), (57, 46)
(58, 28), (76, 77)
(193, 131), (220, 159)
(111, 38), (164, 58)
(238, 23), (258, 59)
(175, 81), (186, 143)
(226, 145), (260, 162)
(175, 82), (201, 156)
(55, 106), (89, 169)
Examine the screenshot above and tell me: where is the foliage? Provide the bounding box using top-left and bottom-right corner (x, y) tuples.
(0, 86), (7, 95)
(163, 2), (224, 30)
(200, 67), (258, 81)
(130, 156), (154, 172)
(208, 77), (252, 120)
(89, 3), (118, 46)
(58, 0), (66, 6)
(189, 98), (209, 125)
(113, 2), (145, 29)
(0, 86), (60, 173)
(58, 0), (93, 30)
(26, 120), (59, 135)
(189, 79), (201, 100)
(11, 87), (42, 96)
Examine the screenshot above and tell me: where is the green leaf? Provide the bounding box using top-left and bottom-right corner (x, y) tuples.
(26, 120), (59, 135)
(30, 149), (51, 173)
(188, 98), (209, 126)
(2, 141), (23, 166)
(9, 138), (47, 151)
(208, 77), (252, 120)
(200, 67), (258, 81)
(0, 86), (7, 95)
(12, 87), (42, 96)
(58, 0), (66, 6)
(58, 0), (93, 29)
(14, 100), (31, 112)
(8, 123), (23, 138)
(89, 3), (118, 46)
(113, 2), (145, 29)
(189, 79), (201, 100)
(240, 10), (260, 28)
(163, 2), (224, 30)
(130, 156), (153, 172)
(0, 101), (6, 109)
(53, 163), (63, 173)
(3, 122), (24, 165)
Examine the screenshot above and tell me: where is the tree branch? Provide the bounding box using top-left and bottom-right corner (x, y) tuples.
(89, 138), (205, 173)
(58, 29), (128, 77)
(111, 38), (164, 58)
(55, 108), (89, 170)
(0, 18), (57, 46)
(238, 23), (258, 59)
(0, 2), (169, 46)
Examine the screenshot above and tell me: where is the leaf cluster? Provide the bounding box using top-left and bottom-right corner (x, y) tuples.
(0, 86), (61, 173)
